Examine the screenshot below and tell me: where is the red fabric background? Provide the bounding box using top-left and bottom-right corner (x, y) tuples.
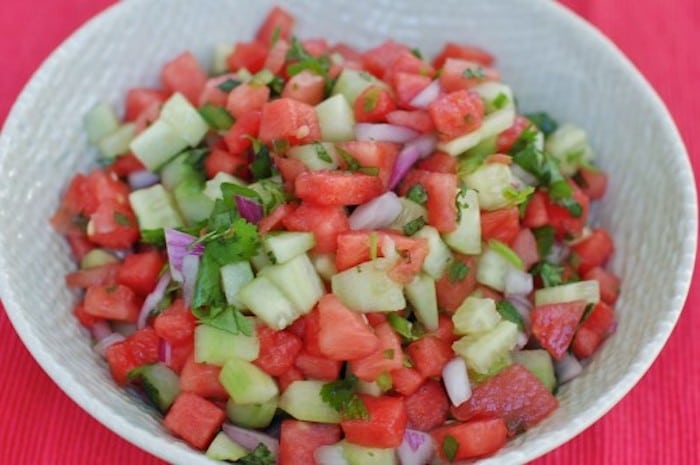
(1, 1), (698, 463)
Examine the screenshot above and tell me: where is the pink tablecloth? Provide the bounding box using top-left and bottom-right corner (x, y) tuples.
(1, 0), (698, 463)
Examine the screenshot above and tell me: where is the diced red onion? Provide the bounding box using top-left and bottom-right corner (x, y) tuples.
(442, 357), (472, 406)
(165, 228), (204, 282)
(388, 134), (438, 189)
(354, 123), (419, 143)
(181, 254), (200, 308)
(235, 195), (263, 224)
(137, 271), (171, 330)
(127, 170), (159, 190)
(398, 429), (434, 465)
(408, 133), (438, 159)
(90, 320), (112, 341)
(608, 320), (618, 335)
(349, 192), (403, 230)
(159, 339), (173, 365)
(94, 333), (125, 357)
(516, 331), (529, 350)
(314, 444), (348, 465)
(504, 267), (534, 296)
(112, 322), (137, 337)
(409, 79), (441, 109)
(546, 242), (570, 265)
(555, 353), (583, 384)
(222, 423), (279, 456)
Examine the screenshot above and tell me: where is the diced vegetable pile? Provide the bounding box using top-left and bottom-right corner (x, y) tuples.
(51, 6), (621, 464)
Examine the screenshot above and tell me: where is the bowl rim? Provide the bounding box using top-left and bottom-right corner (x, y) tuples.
(0, 0), (696, 464)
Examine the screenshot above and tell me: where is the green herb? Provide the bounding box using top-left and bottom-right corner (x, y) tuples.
(140, 228), (166, 246)
(442, 434), (459, 462)
(403, 356), (414, 368)
(217, 78), (242, 93)
(198, 103), (235, 131)
(462, 66), (485, 80)
(362, 87), (380, 113)
(252, 177), (289, 214)
(387, 313), (421, 342)
(524, 112), (559, 136)
(531, 261), (566, 288)
(369, 232), (379, 260)
(358, 166), (380, 176)
(314, 142), (333, 163)
(447, 260), (470, 284)
(489, 239), (524, 270)
(270, 26), (281, 46)
(234, 443), (276, 465)
(458, 150), (490, 175)
(410, 48), (423, 59)
(502, 185), (534, 206)
(402, 216), (426, 236)
(335, 144), (378, 176)
(249, 143), (273, 181)
(406, 184), (428, 205)
(376, 372), (392, 391)
(268, 75), (285, 97)
(496, 300), (525, 331)
(492, 92), (510, 110)
(286, 37), (332, 78)
(580, 302), (596, 322)
(320, 376), (369, 420)
(181, 148), (210, 178)
(508, 125), (539, 155)
(532, 226), (555, 259)
(113, 211), (132, 227)
(383, 349), (395, 359)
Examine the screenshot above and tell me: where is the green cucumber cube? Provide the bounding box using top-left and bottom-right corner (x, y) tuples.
(472, 82), (515, 114)
(331, 259), (406, 312)
(194, 324), (260, 366)
(212, 43), (235, 75)
(226, 396), (278, 429)
(263, 231), (316, 264)
(278, 380), (341, 423)
(405, 273), (438, 331)
(80, 249), (118, 269)
(545, 123), (593, 177)
(83, 102), (120, 144)
(128, 184), (184, 230)
(462, 162), (514, 211)
(159, 92), (209, 147)
(452, 296), (501, 335)
(310, 253), (338, 282)
(388, 197), (427, 232)
(331, 69), (380, 105)
(453, 320), (519, 374)
(173, 178), (215, 224)
(97, 122), (135, 159)
(438, 106), (515, 156)
(250, 248), (273, 272)
(160, 152), (202, 191)
(443, 188), (481, 255)
(342, 441), (397, 465)
(130, 119), (189, 171)
(260, 253), (324, 315)
(534, 280), (600, 306)
(206, 431), (248, 461)
(476, 248), (511, 292)
(219, 358), (279, 404)
(220, 261), (255, 308)
(315, 94), (355, 142)
(414, 226), (453, 279)
(203, 172), (246, 200)
(128, 363), (180, 412)
(237, 275), (299, 329)
(512, 350), (557, 392)
(287, 142), (340, 170)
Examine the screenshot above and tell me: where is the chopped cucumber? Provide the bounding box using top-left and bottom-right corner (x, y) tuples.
(388, 197), (427, 232)
(472, 82), (515, 114)
(512, 350), (557, 392)
(80, 249), (118, 269)
(545, 123), (594, 177)
(279, 380), (342, 423)
(129, 363), (181, 412)
(226, 396), (278, 429)
(194, 324), (260, 366)
(315, 94), (355, 142)
(310, 253), (338, 282)
(159, 92), (209, 147)
(97, 123), (135, 159)
(84, 102), (120, 144)
(414, 226), (453, 279)
(452, 297), (501, 335)
(250, 248), (273, 272)
(263, 232), (316, 264)
(331, 68), (379, 105)
(220, 261), (255, 308)
(342, 441), (397, 465)
(438, 106), (516, 156)
(315, 444), (349, 465)
(248, 176), (287, 213)
(203, 172), (246, 200)
(462, 162), (514, 211)
(212, 43), (235, 75)
(534, 280), (600, 306)
(356, 379), (383, 397)
(219, 358), (279, 404)
(173, 178), (215, 224)
(442, 188), (481, 255)
(160, 152), (202, 191)
(206, 431), (248, 461)
(130, 119), (189, 171)
(405, 273), (438, 331)
(462, 135), (497, 161)
(128, 184), (184, 230)
(260, 253), (324, 315)
(476, 248), (511, 292)
(237, 275), (299, 329)
(453, 320), (519, 374)
(331, 259), (406, 312)
(287, 142), (340, 170)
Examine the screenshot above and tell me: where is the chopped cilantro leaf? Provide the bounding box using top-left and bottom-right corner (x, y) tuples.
(286, 37), (332, 78)
(447, 260), (470, 284)
(362, 87), (380, 113)
(492, 92), (510, 110)
(358, 166), (380, 176)
(198, 103), (234, 131)
(442, 434), (459, 462)
(314, 142), (333, 163)
(270, 26), (281, 46)
(580, 302), (596, 322)
(496, 300), (525, 331)
(140, 228), (166, 246)
(234, 443), (275, 465)
(376, 372), (392, 391)
(402, 216), (426, 236)
(217, 78), (241, 93)
(406, 184), (428, 205)
(503, 185), (535, 206)
(411, 48), (423, 59)
(268, 75), (285, 97)
(524, 111), (559, 136)
(532, 226), (555, 258)
(462, 66), (485, 80)
(387, 313), (421, 341)
(249, 143), (273, 180)
(335, 145), (377, 175)
(383, 349), (395, 359)
(113, 211), (132, 227)
(531, 261), (566, 287)
(320, 376), (369, 420)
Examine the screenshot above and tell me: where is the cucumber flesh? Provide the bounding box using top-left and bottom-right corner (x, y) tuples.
(173, 178), (215, 224)
(84, 102), (120, 144)
(159, 92), (209, 147)
(226, 396), (278, 429)
(414, 226), (453, 280)
(534, 280), (600, 306)
(438, 106), (515, 156)
(512, 350), (557, 392)
(315, 94), (355, 142)
(331, 259), (406, 313)
(260, 253), (324, 315)
(128, 184), (184, 230)
(219, 358), (279, 405)
(453, 320), (519, 374)
(472, 82), (515, 114)
(129, 363), (181, 412)
(220, 261), (255, 308)
(331, 69), (379, 105)
(160, 152), (202, 192)
(194, 324), (260, 366)
(80, 249), (118, 269)
(212, 44), (235, 75)
(476, 248), (511, 292)
(452, 296), (501, 335)
(206, 431), (248, 461)
(310, 252), (338, 282)
(278, 380), (342, 423)
(287, 142), (340, 171)
(388, 198), (427, 232)
(341, 441), (397, 465)
(263, 231), (316, 264)
(130, 119), (189, 171)
(250, 248), (273, 272)
(545, 123), (593, 177)
(462, 162), (514, 211)
(237, 275), (299, 329)
(405, 273), (438, 331)
(97, 123), (135, 159)
(442, 188), (481, 255)
(203, 172), (246, 200)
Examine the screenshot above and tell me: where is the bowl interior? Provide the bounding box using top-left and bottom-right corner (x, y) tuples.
(0, 0), (695, 464)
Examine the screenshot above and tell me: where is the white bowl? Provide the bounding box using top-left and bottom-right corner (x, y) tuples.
(0, 0), (696, 463)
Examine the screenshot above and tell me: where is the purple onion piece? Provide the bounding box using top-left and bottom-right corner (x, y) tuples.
(354, 123), (420, 143)
(235, 195), (263, 224)
(398, 429), (434, 465)
(165, 228), (204, 282)
(222, 423), (279, 456)
(443, 357), (472, 406)
(388, 146), (421, 190)
(137, 271), (171, 330)
(181, 254), (200, 308)
(94, 333), (125, 357)
(127, 170), (159, 190)
(159, 339), (172, 365)
(504, 267), (534, 296)
(90, 320), (112, 341)
(555, 353), (584, 384)
(409, 79), (442, 109)
(348, 192), (403, 230)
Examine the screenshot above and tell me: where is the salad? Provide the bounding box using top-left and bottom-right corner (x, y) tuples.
(51, 5), (621, 464)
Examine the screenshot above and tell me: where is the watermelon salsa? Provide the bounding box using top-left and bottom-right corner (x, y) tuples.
(52, 5), (621, 464)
